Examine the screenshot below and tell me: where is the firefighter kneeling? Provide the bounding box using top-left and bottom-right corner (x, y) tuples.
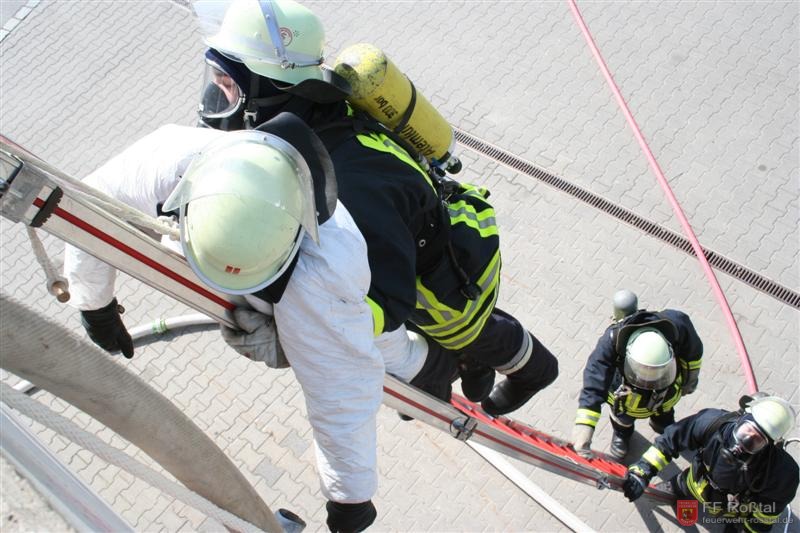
(623, 395), (799, 533)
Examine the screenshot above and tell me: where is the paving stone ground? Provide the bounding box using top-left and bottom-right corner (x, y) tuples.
(1, 1), (798, 532)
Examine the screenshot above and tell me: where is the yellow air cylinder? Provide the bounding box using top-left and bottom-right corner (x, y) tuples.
(334, 43), (461, 173)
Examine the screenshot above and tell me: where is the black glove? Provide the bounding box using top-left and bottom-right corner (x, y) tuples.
(80, 298), (134, 359)
(325, 500), (376, 533)
(623, 461), (656, 502)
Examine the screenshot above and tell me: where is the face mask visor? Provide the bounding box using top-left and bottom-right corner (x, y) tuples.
(199, 59), (245, 120)
(733, 419), (769, 455)
(623, 354), (677, 391)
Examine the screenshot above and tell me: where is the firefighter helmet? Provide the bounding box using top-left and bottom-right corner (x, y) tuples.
(194, 0), (325, 85)
(163, 130), (318, 294)
(623, 327), (676, 391)
(747, 395), (796, 442)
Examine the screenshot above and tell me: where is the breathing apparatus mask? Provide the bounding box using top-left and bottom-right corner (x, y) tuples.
(194, 0), (350, 133)
(720, 414), (770, 465)
(198, 48), (291, 131)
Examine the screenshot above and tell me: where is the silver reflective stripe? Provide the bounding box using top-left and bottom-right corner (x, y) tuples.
(417, 255), (501, 336)
(495, 331), (532, 375)
(447, 204), (496, 230)
(415, 288), (455, 322)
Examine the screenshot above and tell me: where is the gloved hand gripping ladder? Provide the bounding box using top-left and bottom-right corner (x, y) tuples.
(0, 137), (303, 532)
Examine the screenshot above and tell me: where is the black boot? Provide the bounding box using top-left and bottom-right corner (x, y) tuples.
(481, 332), (558, 416)
(609, 430), (630, 460)
(458, 358), (495, 403)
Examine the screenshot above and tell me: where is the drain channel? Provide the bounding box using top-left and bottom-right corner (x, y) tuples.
(454, 128), (799, 310)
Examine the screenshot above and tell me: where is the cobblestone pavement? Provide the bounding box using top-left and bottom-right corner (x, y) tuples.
(1, 1), (798, 531)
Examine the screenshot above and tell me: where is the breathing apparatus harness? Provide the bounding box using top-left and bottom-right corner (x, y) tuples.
(311, 106), (483, 301)
(201, 45), (482, 301)
(607, 311), (679, 417)
(696, 403), (775, 506)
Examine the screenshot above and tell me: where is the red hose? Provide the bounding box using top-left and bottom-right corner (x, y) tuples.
(566, 0), (758, 393)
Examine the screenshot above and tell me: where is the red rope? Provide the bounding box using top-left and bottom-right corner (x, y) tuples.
(566, 0), (758, 393)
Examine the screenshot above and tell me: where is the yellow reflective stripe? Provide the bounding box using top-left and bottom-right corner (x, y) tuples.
(447, 200), (498, 237)
(460, 183), (489, 198)
(365, 296), (384, 337)
(662, 389), (682, 411)
(355, 133), (435, 190)
(415, 251), (502, 350)
(679, 359), (701, 370)
(625, 392), (642, 411)
(415, 284), (457, 323)
(422, 287), (498, 350)
(416, 250), (501, 334)
(686, 466), (708, 502)
(607, 388), (681, 418)
(642, 447), (669, 471)
(752, 510), (780, 524)
(575, 408), (601, 427)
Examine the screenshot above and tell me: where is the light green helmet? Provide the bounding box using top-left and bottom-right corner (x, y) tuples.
(163, 130), (318, 294)
(623, 327), (676, 391)
(747, 395), (796, 442)
(194, 0), (325, 85)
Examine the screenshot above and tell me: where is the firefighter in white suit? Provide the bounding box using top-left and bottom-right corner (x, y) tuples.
(64, 115), (453, 531)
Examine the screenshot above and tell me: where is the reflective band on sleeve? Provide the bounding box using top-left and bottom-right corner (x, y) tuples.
(574, 408), (601, 427)
(495, 330), (532, 375)
(365, 296), (384, 337)
(642, 446), (670, 471)
(679, 359), (702, 370)
(447, 200), (498, 237)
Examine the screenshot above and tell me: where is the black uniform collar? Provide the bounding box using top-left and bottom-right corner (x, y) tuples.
(613, 310), (679, 354)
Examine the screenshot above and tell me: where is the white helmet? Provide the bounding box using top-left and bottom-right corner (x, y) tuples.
(163, 130), (318, 294)
(623, 327), (676, 391)
(194, 0), (325, 85)
(747, 395), (796, 442)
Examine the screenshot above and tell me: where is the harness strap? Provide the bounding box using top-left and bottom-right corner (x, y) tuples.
(702, 411), (740, 446)
(393, 79), (417, 134)
(312, 112), (487, 305)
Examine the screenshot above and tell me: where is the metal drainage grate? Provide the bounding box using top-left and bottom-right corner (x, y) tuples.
(454, 128), (800, 310)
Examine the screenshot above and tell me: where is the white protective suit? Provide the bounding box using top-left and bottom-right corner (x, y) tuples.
(63, 124), (426, 503)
